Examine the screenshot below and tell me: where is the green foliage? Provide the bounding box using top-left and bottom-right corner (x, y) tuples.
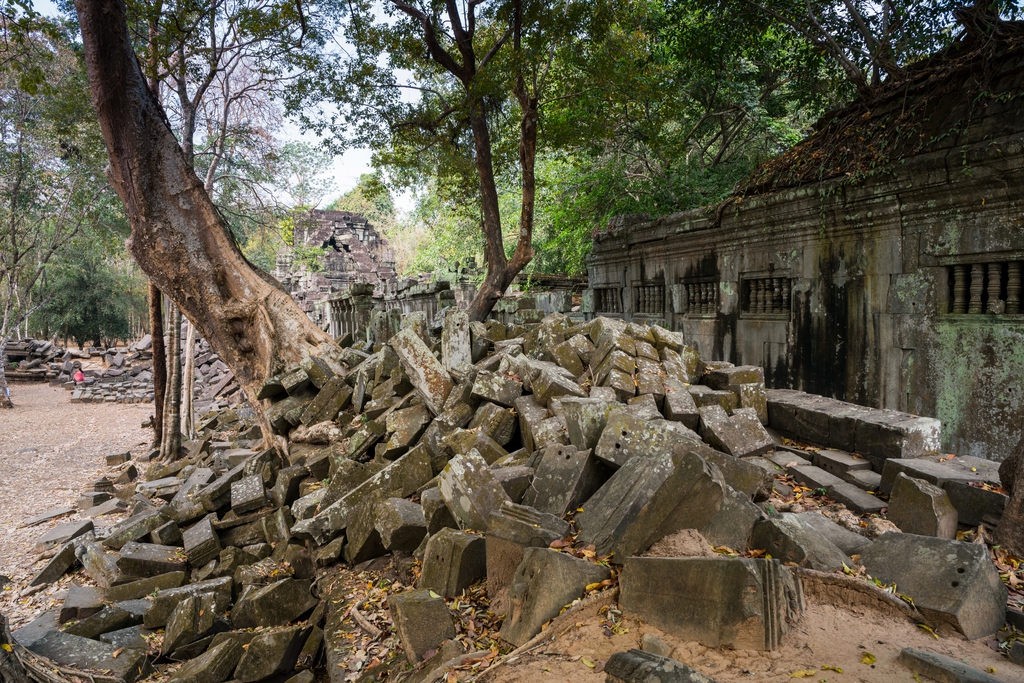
(37, 249), (147, 346)
(326, 173), (396, 229)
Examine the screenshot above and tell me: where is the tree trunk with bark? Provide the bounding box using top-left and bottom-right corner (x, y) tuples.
(149, 281), (165, 446)
(161, 305), (182, 460)
(996, 434), (1024, 555)
(182, 318), (196, 438)
(74, 0), (343, 442)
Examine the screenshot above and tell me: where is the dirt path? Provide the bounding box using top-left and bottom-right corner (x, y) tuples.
(0, 383), (152, 588)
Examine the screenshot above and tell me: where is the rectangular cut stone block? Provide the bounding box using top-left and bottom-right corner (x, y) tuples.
(117, 541), (187, 577)
(442, 308), (472, 372)
(29, 542), (77, 586)
(697, 406), (773, 458)
(103, 571), (187, 602)
(562, 397), (620, 451)
(812, 449), (871, 476)
(437, 451), (512, 531)
(182, 517), (221, 567)
(388, 589), (456, 665)
(419, 527), (487, 598)
(826, 481), (886, 513)
(787, 465), (844, 491)
(485, 503), (568, 612)
(663, 381), (699, 430)
(231, 474), (267, 515)
(861, 533), (1006, 639)
(471, 371), (522, 408)
(522, 444), (608, 517)
(231, 577), (318, 629)
(375, 498), (427, 551)
(595, 411), (700, 468)
(300, 377), (352, 426)
(942, 480), (1007, 526)
(25, 630), (149, 683)
(103, 509), (166, 550)
(514, 394), (550, 453)
(145, 576), (234, 629)
(619, 557), (802, 651)
(391, 328), (453, 415)
(880, 457), (1000, 495)
(499, 547), (611, 646)
(576, 452), (675, 555)
(703, 365), (764, 390)
(35, 519), (93, 551)
(605, 649), (717, 683)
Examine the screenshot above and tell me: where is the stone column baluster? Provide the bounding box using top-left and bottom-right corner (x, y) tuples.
(771, 277), (782, 314)
(1007, 262), (1021, 314)
(782, 279), (791, 312)
(754, 280), (763, 313)
(987, 263), (1003, 313)
(654, 286), (663, 316)
(688, 284), (696, 314)
(969, 263), (984, 314)
(699, 283), (707, 314)
(952, 265), (969, 314)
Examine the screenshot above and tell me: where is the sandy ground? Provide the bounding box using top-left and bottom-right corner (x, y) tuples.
(484, 597), (1024, 683)
(0, 382), (152, 626)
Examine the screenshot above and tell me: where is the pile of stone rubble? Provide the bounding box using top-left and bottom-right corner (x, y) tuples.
(63, 333), (242, 410)
(9, 312), (1019, 683)
(3, 339), (67, 381)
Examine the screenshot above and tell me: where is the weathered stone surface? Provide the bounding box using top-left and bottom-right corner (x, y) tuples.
(471, 371), (522, 408)
(98, 625), (153, 652)
(231, 474), (267, 515)
(879, 457), (999, 494)
(688, 385), (738, 412)
(167, 638), (243, 683)
(197, 463), (246, 511)
(80, 539), (125, 588)
(26, 630), (149, 683)
(897, 648), (1002, 683)
(391, 328), (453, 415)
(826, 481), (887, 514)
(441, 308), (472, 372)
(35, 519), (94, 551)
(561, 398), (619, 451)
(231, 578), (317, 629)
(421, 487), (458, 535)
(693, 444), (772, 502)
(697, 406), (773, 458)
(522, 444), (608, 517)
(150, 520), (183, 545)
(29, 541), (77, 586)
(300, 377), (352, 426)
(942, 480), (1006, 527)
(485, 503), (568, 612)
(145, 576), (234, 629)
(103, 508), (167, 550)
(619, 557), (802, 651)
(703, 365), (764, 391)
(20, 506), (76, 528)
(551, 340), (585, 377)
(698, 486), (762, 551)
(787, 464), (843, 490)
(531, 368), (586, 405)
(388, 589), (456, 664)
(888, 473), (958, 538)
(499, 547), (611, 646)
(162, 593), (217, 655)
(380, 405), (432, 459)
(576, 452), (675, 555)
(419, 528), (487, 598)
(750, 514), (851, 571)
(860, 533), (1006, 639)
(65, 605), (140, 639)
(117, 541), (186, 577)
(234, 625), (309, 683)
(375, 498), (427, 551)
(183, 517), (221, 567)
(438, 451), (512, 531)
(610, 448), (729, 560)
(492, 466), (534, 503)
(594, 412), (698, 468)
(794, 512), (871, 556)
(344, 491), (388, 564)
(604, 649), (719, 683)
(467, 401), (517, 446)
(103, 571), (186, 602)
(513, 394), (550, 453)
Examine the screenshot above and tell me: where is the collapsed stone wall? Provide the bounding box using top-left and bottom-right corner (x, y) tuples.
(585, 36), (1024, 461)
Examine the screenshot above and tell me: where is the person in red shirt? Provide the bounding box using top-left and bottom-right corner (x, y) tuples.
(73, 368), (85, 383)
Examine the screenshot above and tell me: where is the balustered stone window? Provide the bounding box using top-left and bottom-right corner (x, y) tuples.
(594, 287), (621, 314)
(741, 277), (791, 315)
(677, 280), (719, 316)
(633, 283), (665, 317)
(948, 261), (1022, 314)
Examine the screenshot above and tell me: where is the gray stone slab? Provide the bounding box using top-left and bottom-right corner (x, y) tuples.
(98, 625), (154, 651)
(375, 498), (427, 551)
(34, 519), (93, 551)
(842, 468), (882, 491)
(234, 625), (309, 683)
(437, 450), (512, 531)
(887, 473), (958, 538)
(20, 506), (75, 528)
(419, 528), (486, 598)
(231, 474), (267, 515)
(117, 541), (187, 577)
(388, 589), (456, 664)
(183, 517), (221, 567)
(144, 576), (234, 629)
(522, 444), (608, 517)
(166, 638), (243, 683)
(897, 648), (1002, 683)
(750, 514), (851, 571)
(29, 541), (77, 586)
(604, 649), (719, 683)
(65, 605), (140, 639)
(826, 481), (887, 514)
(880, 457), (999, 495)
(485, 503), (568, 612)
(391, 328), (453, 415)
(26, 630), (149, 682)
(103, 508), (167, 550)
(103, 571), (186, 602)
(942, 480), (1007, 527)
(698, 406), (773, 458)
(861, 533), (1006, 639)
(499, 547), (611, 646)
(787, 465), (843, 491)
(619, 557), (802, 651)
(231, 578), (317, 629)
(794, 512), (871, 556)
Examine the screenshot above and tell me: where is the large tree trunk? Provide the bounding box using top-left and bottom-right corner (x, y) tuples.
(149, 281), (165, 446)
(74, 0), (343, 440)
(0, 338), (12, 409)
(996, 434), (1024, 555)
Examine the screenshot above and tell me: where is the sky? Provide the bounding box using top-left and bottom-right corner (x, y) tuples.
(34, 0), (391, 211)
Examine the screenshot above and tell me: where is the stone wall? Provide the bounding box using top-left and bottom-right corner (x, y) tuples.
(586, 82), (1024, 460)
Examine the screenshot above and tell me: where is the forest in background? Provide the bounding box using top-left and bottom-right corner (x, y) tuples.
(0, 0), (1018, 347)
